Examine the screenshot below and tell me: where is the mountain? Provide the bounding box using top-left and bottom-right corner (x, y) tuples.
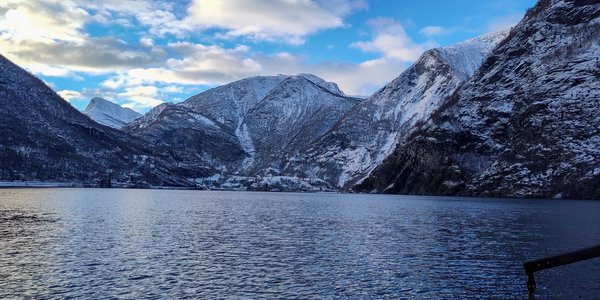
(175, 73), (356, 176)
(124, 74), (362, 189)
(283, 30), (508, 188)
(357, 0), (600, 199)
(125, 101), (247, 174)
(0, 54), (197, 186)
(238, 74), (361, 175)
(83, 97), (141, 129)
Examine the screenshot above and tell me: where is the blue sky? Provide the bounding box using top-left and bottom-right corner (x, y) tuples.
(0, 0), (536, 112)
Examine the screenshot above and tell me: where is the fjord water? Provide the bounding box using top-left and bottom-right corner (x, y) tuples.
(1, 189), (599, 299)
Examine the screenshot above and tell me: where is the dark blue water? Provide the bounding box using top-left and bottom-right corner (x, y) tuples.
(0, 189), (599, 299)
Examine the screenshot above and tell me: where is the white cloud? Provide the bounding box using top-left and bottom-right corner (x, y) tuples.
(23, 62), (73, 77)
(317, 59), (407, 96)
(0, 0), (166, 77)
(135, 8), (189, 37)
(351, 17), (426, 63)
(0, 0), (367, 84)
(94, 40), (408, 98)
(99, 42), (265, 89)
(0, 0), (88, 43)
(6, 38), (165, 74)
(57, 89), (84, 102)
(315, 0), (368, 15)
(117, 85), (163, 110)
(419, 26), (447, 37)
(82, 0), (156, 16)
(139, 37), (154, 47)
(163, 85), (183, 93)
(183, 0), (363, 44)
(80, 0), (367, 44)
(91, 15), (435, 100)
(113, 24), (477, 104)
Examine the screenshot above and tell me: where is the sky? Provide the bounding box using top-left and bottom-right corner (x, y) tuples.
(0, 0), (536, 112)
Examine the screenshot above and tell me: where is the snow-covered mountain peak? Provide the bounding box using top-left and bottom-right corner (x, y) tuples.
(435, 29), (510, 78)
(85, 97), (111, 110)
(268, 74), (341, 97)
(296, 73), (345, 96)
(83, 97), (141, 129)
(181, 75), (287, 127)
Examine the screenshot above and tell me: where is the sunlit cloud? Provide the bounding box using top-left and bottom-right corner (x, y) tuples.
(0, 0), (87, 43)
(58, 90), (84, 102)
(117, 85), (163, 110)
(95, 40), (410, 98)
(183, 0), (363, 44)
(351, 17), (428, 63)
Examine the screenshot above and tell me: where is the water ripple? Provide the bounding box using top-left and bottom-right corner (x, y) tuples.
(0, 189), (599, 299)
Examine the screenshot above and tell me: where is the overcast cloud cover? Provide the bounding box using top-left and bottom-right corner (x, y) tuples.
(0, 0), (535, 111)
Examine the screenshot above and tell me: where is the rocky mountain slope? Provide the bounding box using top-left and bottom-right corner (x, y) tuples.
(125, 74), (362, 187)
(0, 54), (196, 187)
(83, 97), (141, 129)
(357, 0), (600, 199)
(283, 30), (508, 188)
(125, 101), (247, 174)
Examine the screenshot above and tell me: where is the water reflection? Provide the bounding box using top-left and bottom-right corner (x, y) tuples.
(0, 189), (599, 298)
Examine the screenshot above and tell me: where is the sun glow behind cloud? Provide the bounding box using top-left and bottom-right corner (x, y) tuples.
(0, 0), (535, 112)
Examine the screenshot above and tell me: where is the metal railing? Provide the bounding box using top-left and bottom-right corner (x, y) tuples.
(523, 244), (600, 299)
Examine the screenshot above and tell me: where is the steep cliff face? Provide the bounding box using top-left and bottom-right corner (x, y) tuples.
(125, 74), (361, 179)
(283, 31), (508, 188)
(358, 0), (600, 199)
(83, 97), (141, 129)
(0, 54), (194, 186)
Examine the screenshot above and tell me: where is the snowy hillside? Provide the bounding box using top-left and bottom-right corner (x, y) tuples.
(358, 0), (600, 199)
(284, 30), (508, 188)
(241, 75), (361, 174)
(125, 74), (361, 183)
(83, 97), (141, 129)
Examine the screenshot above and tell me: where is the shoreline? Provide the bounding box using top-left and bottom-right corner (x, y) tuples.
(0, 181), (78, 188)
(1, 182), (598, 201)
